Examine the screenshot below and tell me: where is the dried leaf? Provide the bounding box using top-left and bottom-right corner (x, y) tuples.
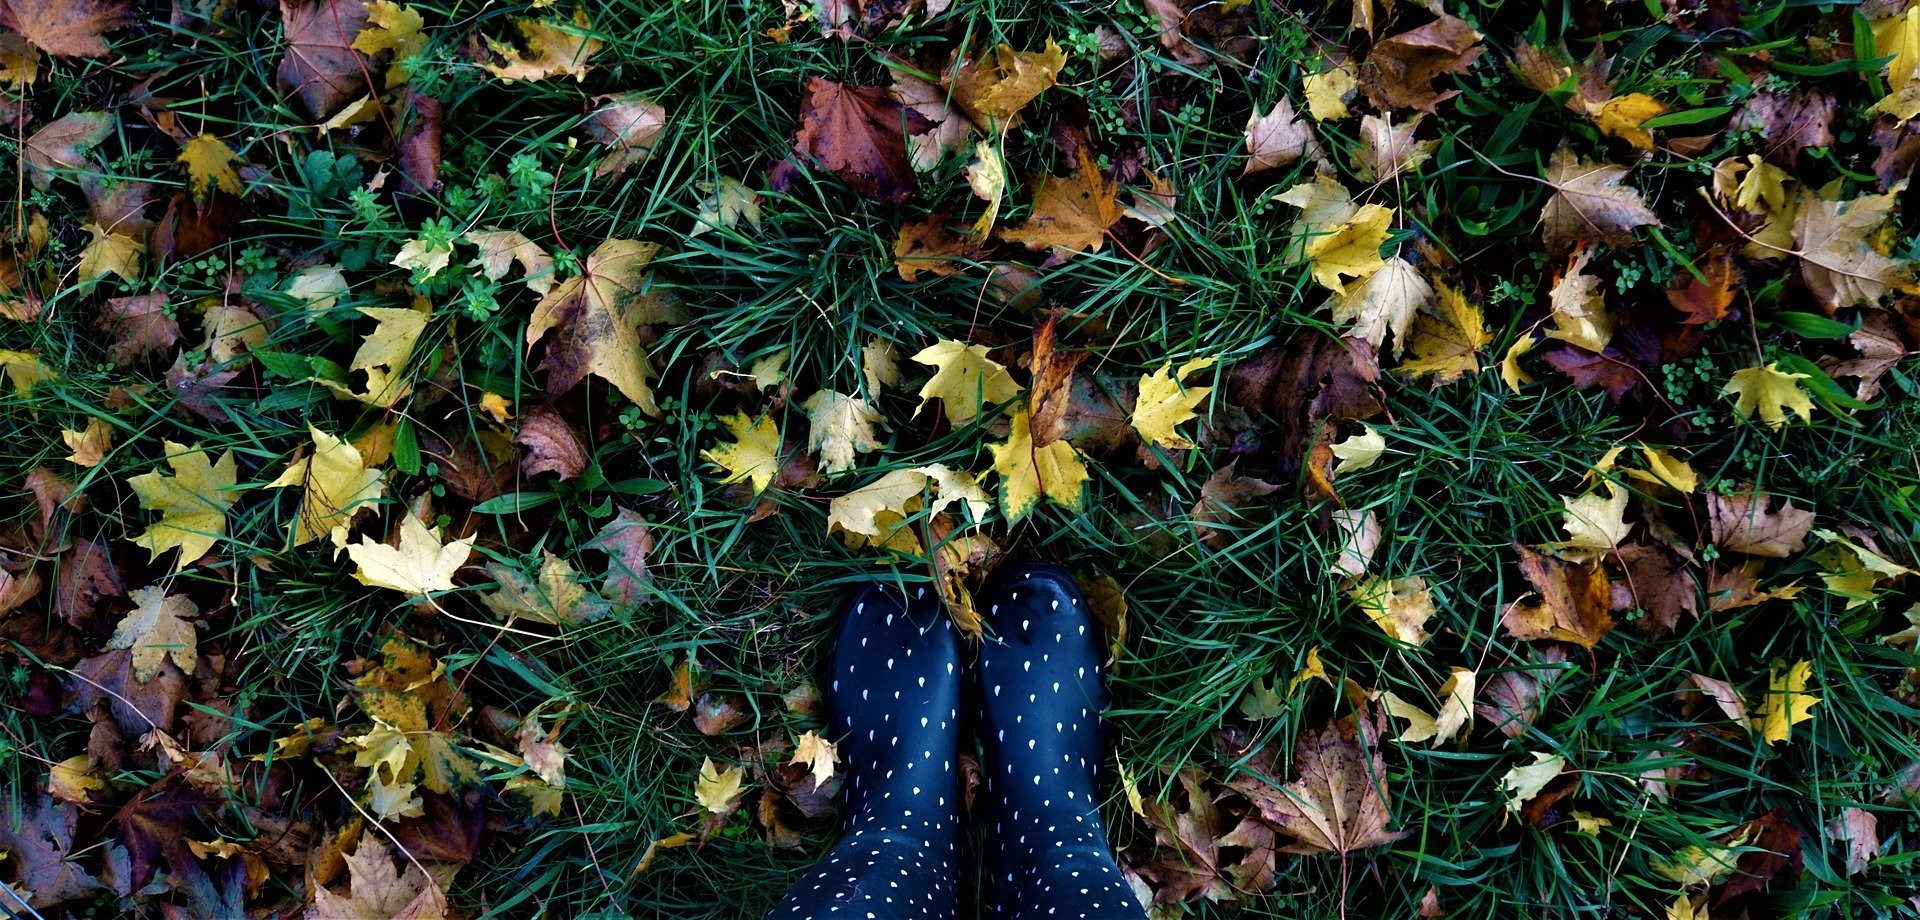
(482, 8), (602, 83)
(1361, 15), (1484, 113)
(127, 441), (244, 571)
(1231, 709), (1405, 856)
(107, 587), (197, 682)
(999, 151), (1121, 258)
(346, 514), (474, 597)
(1242, 98), (1318, 175)
(1504, 544), (1614, 648)
(780, 77), (917, 205)
(1540, 147), (1659, 253)
(1708, 491), (1814, 558)
(0, 0), (129, 58)
(306, 836), (448, 920)
(527, 238), (677, 415)
(583, 92), (666, 178)
(267, 426), (385, 547)
(278, 0), (371, 119)
(514, 405), (587, 481)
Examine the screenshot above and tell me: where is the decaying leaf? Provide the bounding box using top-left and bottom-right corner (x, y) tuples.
(1504, 544), (1614, 648)
(582, 92), (667, 178)
(802, 390), (885, 475)
(999, 151), (1121, 258)
(482, 8), (603, 83)
(1540, 147), (1660, 253)
(989, 407), (1088, 521)
(1792, 190), (1915, 312)
(268, 426), (385, 547)
(1242, 98), (1318, 175)
(780, 77), (918, 205)
(0, 0), (130, 59)
(1350, 575), (1435, 645)
(527, 239), (679, 415)
(107, 587), (197, 682)
(483, 553), (609, 626)
(1361, 15), (1484, 113)
(1230, 708), (1405, 856)
(1397, 282), (1489, 383)
(306, 835), (448, 920)
(465, 228), (554, 295)
(1708, 491), (1814, 558)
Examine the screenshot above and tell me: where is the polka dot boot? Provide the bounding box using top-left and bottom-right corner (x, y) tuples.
(770, 581), (963, 920)
(971, 563), (1146, 919)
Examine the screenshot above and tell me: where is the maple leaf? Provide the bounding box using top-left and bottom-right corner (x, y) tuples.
(127, 441), (244, 571)
(894, 212), (984, 281)
(515, 404), (586, 480)
(278, 0), (371, 120)
(583, 92), (667, 178)
(0, 794), (104, 907)
(1334, 255), (1430, 355)
(47, 755), (104, 804)
(1381, 667), (1476, 745)
(178, 133), (241, 199)
(1589, 93), (1665, 150)
(1724, 362), (1815, 430)
(1792, 190), (1916, 312)
(1349, 575), (1435, 645)
(989, 407), (1089, 521)
(1500, 753), (1566, 813)
(483, 553), (610, 626)
(779, 77), (918, 205)
(318, 304), (427, 407)
(1231, 709), (1405, 856)
(911, 339), (1022, 425)
(1303, 64), (1357, 120)
(689, 177), (762, 238)
(23, 111), (111, 188)
(1397, 281), (1489, 383)
(1625, 444), (1697, 493)
(1752, 659), (1818, 744)
(0, 0), (129, 58)
(1242, 98), (1318, 175)
(1361, 14), (1484, 113)
(999, 150), (1121, 258)
(61, 417), (112, 467)
(75, 222), (142, 286)
(0, 31), (36, 86)
(306, 836), (449, 920)
(286, 263), (350, 312)
(267, 425), (385, 547)
(1540, 147), (1660, 253)
(392, 236), (451, 280)
(826, 464), (991, 553)
(346, 514), (474, 596)
(528, 238), (680, 415)
(1544, 248), (1612, 353)
(464, 228), (553, 294)
(952, 39), (1067, 125)
(1303, 203), (1392, 294)
(695, 757), (746, 815)
(702, 413), (781, 495)
(351, 0), (425, 87)
(1708, 491), (1814, 559)
(1131, 357), (1216, 449)
(0, 348), (53, 394)
(97, 292), (182, 366)
(890, 69), (972, 171)
(108, 587), (197, 682)
(1504, 544), (1614, 648)
(1558, 482), (1631, 555)
(584, 508), (653, 605)
(1823, 310), (1911, 401)
(1353, 113), (1434, 183)
(482, 8), (603, 83)
(790, 730), (839, 789)
(1190, 461), (1279, 550)
(801, 390), (884, 475)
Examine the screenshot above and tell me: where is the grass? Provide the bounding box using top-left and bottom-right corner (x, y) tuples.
(1, 0), (1919, 917)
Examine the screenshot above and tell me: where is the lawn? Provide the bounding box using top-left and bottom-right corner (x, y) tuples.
(2, 0), (1920, 917)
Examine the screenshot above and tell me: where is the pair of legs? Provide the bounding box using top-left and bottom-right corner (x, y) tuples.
(772, 563), (1144, 919)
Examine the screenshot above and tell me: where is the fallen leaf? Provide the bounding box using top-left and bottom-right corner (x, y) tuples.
(514, 405), (587, 480)
(47, 755), (103, 803)
(1303, 64), (1357, 121)
(317, 304), (428, 407)
(1242, 98), (1318, 175)
(287, 263), (350, 312)
(268, 426), (385, 547)
(1231, 708), (1405, 856)
(1350, 575), (1435, 645)
(1545, 248), (1613, 353)
(1190, 463), (1279, 550)
(780, 77), (917, 205)
(392, 236), (451, 280)
(346, 514), (474, 597)
(584, 92), (667, 178)
(527, 238), (678, 415)
(1504, 544), (1614, 648)
(1330, 425), (1385, 475)
(0, 0), (127, 58)
(789, 731), (838, 789)
(107, 586), (197, 683)
(891, 69), (971, 171)
(1792, 190), (1915, 312)
(701, 413), (782, 497)
(1610, 542), (1698, 635)
(352, 0), (426, 87)
(999, 150), (1122, 258)
(1724, 361), (1816, 431)
(1353, 113), (1434, 183)
(690, 177), (762, 237)
(465, 228), (553, 295)
(1499, 335), (1536, 393)
(1540, 146), (1660, 253)
(1628, 445), (1697, 493)
(178, 133), (241, 198)
(23, 112), (110, 189)
(61, 417), (112, 467)
(1331, 508), (1381, 579)
(864, 337), (903, 395)
(1666, 248), (1737, 325)
(306, 835), (448, 920)
(583, 508), (653, 605)
(1559, 482), (1631, 555)
(1708, 491), (1814, 558)
(1131, 357), (1216, 449)
(694, 757), (746, 815)
(278, 0), (371, 119)
(952, 39), (1067, 125)
(482, 8), (603, 83)
(75, 223), (143, 285)
(1361, 15), (1484, 113)
(1823, 310), (1911, 401)
(127, 441), (244, 571)
(1397, 281), (1489, 383)
(826, 464), (990, 553)
(97, 292), (182, 366)
(966, 140), (1007, 236)
(1303, 203), (1392, 294)
(1826, 807), (1878, 876)
(1752, 659), (1818, 744)
(1589, 93), (1665, 150)
(483, 553), (609, 626)
(912, 339), (1023, 426)
(802, 390), (884, 475)
(1499, 753), (1566, 813)
(0, 793), (105, 907)
(989, 407), (1089, 521)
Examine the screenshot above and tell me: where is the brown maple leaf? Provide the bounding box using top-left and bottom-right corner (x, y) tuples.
(893, 212), (984, 281)
(999, 150), (1121, 259)
(1793, 190), (1915, 313)
(1733, 87), (1835, 169)
(1503, 543), (1615, 648)
(584, 507), (653, 605)
(1027, 310), (1088, 447)
(514, 404), (587, 481)
(1707, 491), (1813, 558)
(0, 0), (130, 58)
(583, 92), (667, 178)
(1609, 542), (1698, 637)
(1190, 463), (1279, 550)
(1231, 707), (1405, 856)
(1666, 247), (1737, 325)
(1361, 14), (1484, 113)
(97, 292), (181, 366)
(1821, 309), (1912, 401)
(527, 238), (683, 414)
(776, 77), (920, 205)
(1227, 332), (1384, 480)
(1542, 345), (1640, 401)
(276, 0), (370, 120)
(0, 793), (105, 908)
(1540, 146), (1660, 253)
(1135, 768), (1231, 903)
(1475, 647), (1569, 739)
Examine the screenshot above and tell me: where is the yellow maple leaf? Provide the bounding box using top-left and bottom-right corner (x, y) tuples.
(465, 228), (554, 295)
(1130, 357), (1217, 449)
(694, 757), (745, 814)
(702, 413), (781, 495)
(318, 304), (429, 408)
(62, 417), (113, 467)
(352, 0), (427, 87)
(1545, 248), (1612, 353)
(1398, 282), (1490, 383)
(346, 514), (474, 597)
(286, 263), (350, 312)
(1558, 482), (1631, 554)
(997, 150), (1121, 257)
(1499, 335), (1536, 393)
(911, 339), (1023, 426)
(128, 441), (244, 571)
(268, 426), (386, 547)
(801, 390), (884, 476)
(392, 236), (452, 280)
(1349, 575), (1435, 645)
(989, 407), (1089, 521)
(1501, 753), (1566, 813)
(76, 222), (142, 286)
(1304, 203), (1392, 294)
(826, 464), (992, 553)
(0, 349), (55, 395)
(109, 587), (198, 682)
(954, 38), (1067, 124)
(1585, 93), (1665, 150)
(1303, 64), (1357, 121)
(1751, 659), (1818, 744)
(790, 730), (839, 789)
(483, 8), (603, 83)
(482, 552), (610, 625)
(1329, 425), (1385, 475)
(178, 133), (241, 198)
(48, 755), (103, 803)
(1626, 444), (1696, 493)
(479, 392), (514, 423)
(527, 238), (677, 416)
(1724, 362), (1815, 430)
